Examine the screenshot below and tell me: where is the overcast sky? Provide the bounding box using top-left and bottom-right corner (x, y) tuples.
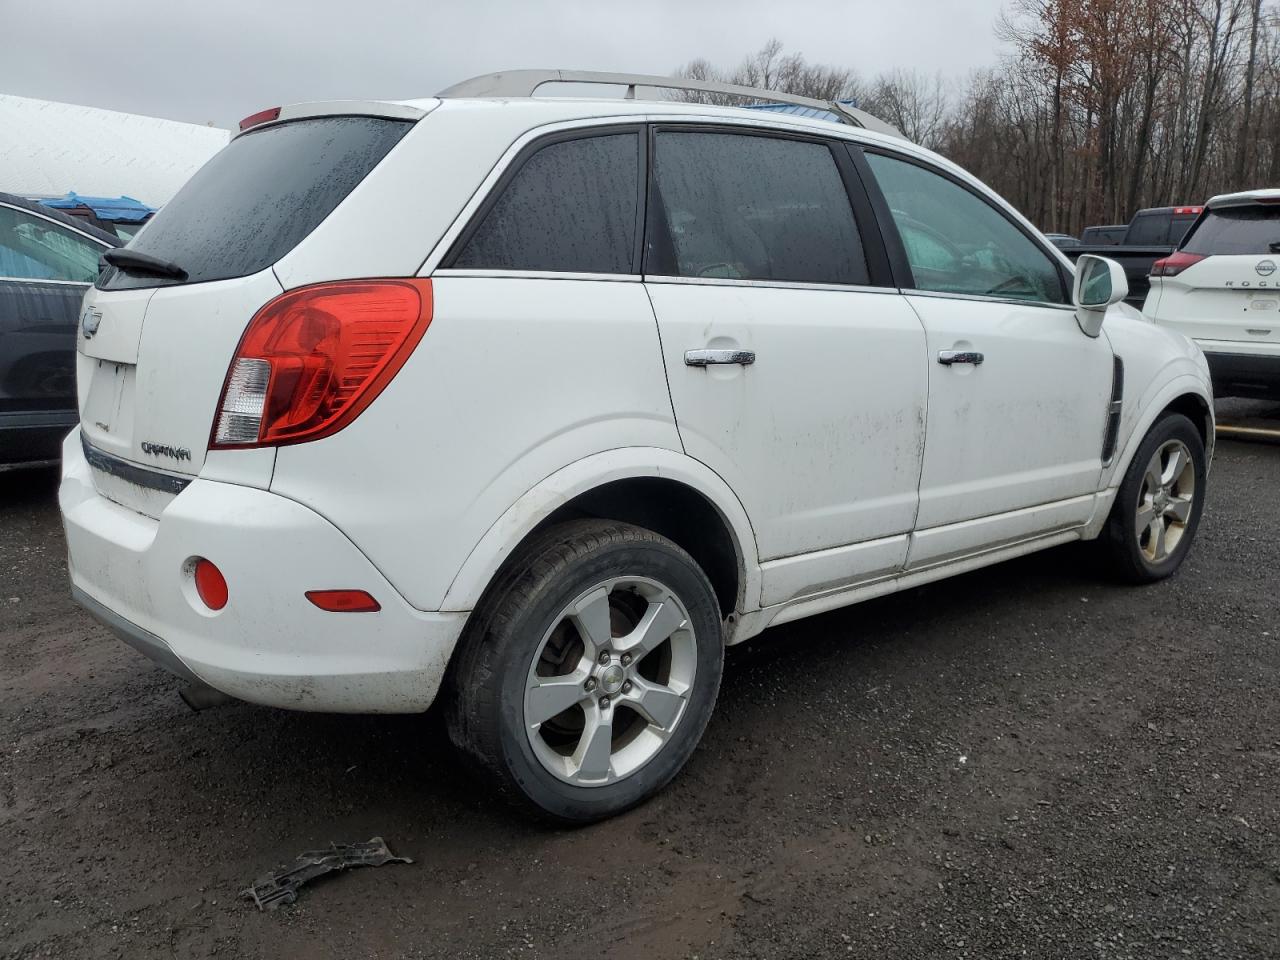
(1, 0), (1010, 129)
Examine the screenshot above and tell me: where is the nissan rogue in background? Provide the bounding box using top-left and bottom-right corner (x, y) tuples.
(59, 71), (1214, 823)
(1144, 189), (1280, 399)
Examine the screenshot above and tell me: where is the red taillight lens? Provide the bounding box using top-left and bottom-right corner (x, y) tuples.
(239, 107), (281, 131)
(211, 279), (432, 448)
(305, 590), (382, 613)
(1151, 252), (1207, 277)
(193, 559), (228, 611)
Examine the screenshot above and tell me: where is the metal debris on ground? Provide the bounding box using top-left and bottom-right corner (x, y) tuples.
(242, 837), (413, 911)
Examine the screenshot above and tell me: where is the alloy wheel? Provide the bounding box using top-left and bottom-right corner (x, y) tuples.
(523, 577), (697, 786)
(1135, 438), (1196, 564)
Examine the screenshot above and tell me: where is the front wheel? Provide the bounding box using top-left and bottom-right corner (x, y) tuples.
(1098, 412), (1207, 583)
(445, 520), (724, 824)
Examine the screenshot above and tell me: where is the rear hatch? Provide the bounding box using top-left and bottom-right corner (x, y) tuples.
(78, 110), (417, 515)
(1149, 201), (1280, 344)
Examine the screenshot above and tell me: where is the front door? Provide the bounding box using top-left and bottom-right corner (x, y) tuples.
(644, 127), (929, 606)
(859, 150), (1114, 566)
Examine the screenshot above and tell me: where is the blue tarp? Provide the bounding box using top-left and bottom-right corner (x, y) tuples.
(37, 192), (155, 222)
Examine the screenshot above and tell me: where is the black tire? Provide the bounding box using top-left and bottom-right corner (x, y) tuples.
(445, 519), (724, 824)
(1099, 412), (1206, 584)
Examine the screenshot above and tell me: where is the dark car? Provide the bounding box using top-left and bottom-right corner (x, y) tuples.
(1043, 232), (1081, 250)
(1080, 224), (1127, 245)
(1, 192), (118, 470)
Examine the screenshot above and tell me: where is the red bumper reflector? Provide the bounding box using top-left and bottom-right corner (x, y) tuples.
(194, 559), (228, 611)
(305, 590), (381, 613)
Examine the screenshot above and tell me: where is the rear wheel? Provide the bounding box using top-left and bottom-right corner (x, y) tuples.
(1099, 412), (1206, 583)
(446, 520), (724, 823)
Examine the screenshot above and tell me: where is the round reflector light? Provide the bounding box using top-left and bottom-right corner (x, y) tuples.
(193, 558), (228, 611)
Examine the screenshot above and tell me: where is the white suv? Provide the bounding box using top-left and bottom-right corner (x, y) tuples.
(1145, 188), (1280, 399)
(60, 71), (1214, 822)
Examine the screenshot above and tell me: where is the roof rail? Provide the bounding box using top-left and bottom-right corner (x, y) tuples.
(437, 70), (903, 139)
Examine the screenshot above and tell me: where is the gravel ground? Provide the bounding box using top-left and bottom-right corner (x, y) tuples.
(2, 437), (1277, 960)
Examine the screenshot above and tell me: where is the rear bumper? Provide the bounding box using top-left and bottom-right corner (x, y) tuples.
(60, 429), (468, 713)
(1196, 341), (1280, 399)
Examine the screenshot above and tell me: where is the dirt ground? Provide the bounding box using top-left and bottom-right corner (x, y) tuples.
(2, 436), (1277, 960)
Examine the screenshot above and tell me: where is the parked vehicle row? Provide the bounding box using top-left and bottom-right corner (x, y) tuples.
(1143, 190), (1280, 399)
(59, 71), (1214, 822)
(1059, 206), (1204, 307)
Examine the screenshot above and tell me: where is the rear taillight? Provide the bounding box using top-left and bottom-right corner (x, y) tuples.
(211, 278), (432, 449)
(1173, 206), (1203, 216)
(1151, 252), (1207, 277)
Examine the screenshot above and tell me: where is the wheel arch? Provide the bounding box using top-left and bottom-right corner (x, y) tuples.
(1105, 374), (1215, 494)
(440, 448), (761, 619)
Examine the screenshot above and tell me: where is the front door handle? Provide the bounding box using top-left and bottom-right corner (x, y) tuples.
(938, 350), (984, 366)
(685, 349), (756, 367)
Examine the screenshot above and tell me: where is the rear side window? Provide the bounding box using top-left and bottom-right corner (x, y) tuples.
(648, 131), (868, 285)
(1182, 206), (1280, 256)
(101, 116), (411, 290)
(1126, 212), (1167, 245)
(0, 205), (105, 282)
(451, 133), (640, 274)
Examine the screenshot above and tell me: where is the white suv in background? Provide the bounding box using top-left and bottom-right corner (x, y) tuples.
(60, 71), (1214, 823)
(1146, 189), (1280, 399)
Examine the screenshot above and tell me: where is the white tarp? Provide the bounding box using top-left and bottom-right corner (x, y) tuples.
(0, 94), (230, 206)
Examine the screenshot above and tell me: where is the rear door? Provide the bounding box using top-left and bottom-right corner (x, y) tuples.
(0, 201), (110, 452)
(857, 149), (1113, 566)
(644, 126), (928, 606)
(78, 114), (413, 512)
(1151, 202), (1280, 345)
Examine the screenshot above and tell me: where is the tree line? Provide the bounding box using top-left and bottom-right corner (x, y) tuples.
(674, 0), (1278, 235)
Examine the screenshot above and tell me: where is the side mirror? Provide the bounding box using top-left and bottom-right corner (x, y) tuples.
(1072, 255), (1128, 337)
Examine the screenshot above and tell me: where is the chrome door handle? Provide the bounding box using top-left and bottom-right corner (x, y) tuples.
(685, 349), (756, 367)
(938, 350), (984, 366)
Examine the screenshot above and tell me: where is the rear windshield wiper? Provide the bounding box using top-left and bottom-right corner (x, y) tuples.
(102, 249), (189, 280)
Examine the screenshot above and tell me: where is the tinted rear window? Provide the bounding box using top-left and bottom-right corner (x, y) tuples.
(451, 132), (640, 274)
(648, 131), (868, 285)
(101, 116), (411, 290)
(1182, 206), (1280, 256)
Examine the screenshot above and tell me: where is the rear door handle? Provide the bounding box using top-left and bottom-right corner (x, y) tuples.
(938, 350), (984, 366)
(685, 349), (756, 367)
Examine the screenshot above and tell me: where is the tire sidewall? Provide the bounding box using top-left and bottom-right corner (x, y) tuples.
(490, 538), (723, 822)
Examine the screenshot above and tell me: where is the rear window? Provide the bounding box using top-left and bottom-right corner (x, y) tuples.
(1182, 205), (1280, 256)
(450, 132), (640, 274)
(100, 116), (411, 290)
(1126, 212), (1167, 245)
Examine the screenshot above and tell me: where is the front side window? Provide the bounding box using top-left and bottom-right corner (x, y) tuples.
(649, 131), (869, 285)
(0, 205), (104, 282)
(1182, 206), (1280, 256)
(864, 152), (1065, 304)
(452, 132), (640, 274)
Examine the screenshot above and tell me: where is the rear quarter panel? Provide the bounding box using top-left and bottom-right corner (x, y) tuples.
(268, 276), (682, 612)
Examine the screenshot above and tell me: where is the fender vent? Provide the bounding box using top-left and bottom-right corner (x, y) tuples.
(1101, 355), (1124, 464)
